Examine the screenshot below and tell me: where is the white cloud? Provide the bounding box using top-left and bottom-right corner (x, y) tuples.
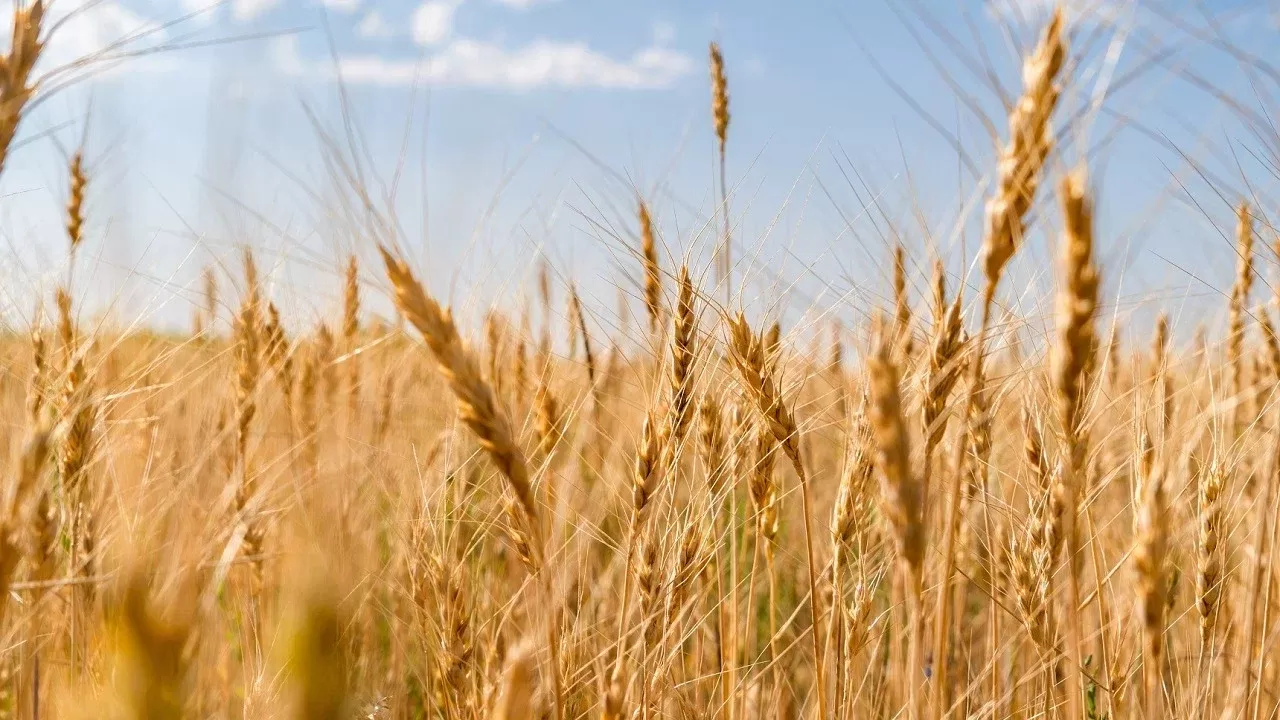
(325, 38), (693, 89)
(322, 0), (362, 14)
(271, 1), (692, 91)
(413, 0), (460, 46)
(233, 0), (282, 22)
(491, 0), (558, 7)
(357, 10), (392, 37)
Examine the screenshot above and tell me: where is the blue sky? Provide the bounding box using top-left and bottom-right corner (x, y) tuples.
(2, 0), (1279, 347)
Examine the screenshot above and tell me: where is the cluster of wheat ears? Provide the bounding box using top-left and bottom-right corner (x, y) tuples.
(0, 2), (1272, 719)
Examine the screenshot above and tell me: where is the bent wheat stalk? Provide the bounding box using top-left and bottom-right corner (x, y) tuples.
(378, 245), (563, 720)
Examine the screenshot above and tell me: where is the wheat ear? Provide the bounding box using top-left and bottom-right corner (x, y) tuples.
(0, 0), (44, 179)
(1228, 201), (1252, 436)
(868, 332), (924, 719)
(980, 6), (1065, 309)
(661, 266), (697, 473)
(1133, 447), (1168, 718)
(639, 201), (662, 338)
(726, 312), (828, 717)
(1050, 168), (1100, 720)
(922, 262), (966, 716)
(893, 244), (914, 357)
(343, 254), (360, 416)
(709, 42), (731, 300)
(1197, 454), (1225, 655)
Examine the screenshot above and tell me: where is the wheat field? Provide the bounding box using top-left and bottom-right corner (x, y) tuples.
(0, 2), (1273, 719)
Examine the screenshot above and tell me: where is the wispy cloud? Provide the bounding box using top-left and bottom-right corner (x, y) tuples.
(321, 0), (362, 14)
(413, 0), (461, 46)
(490, 0), (559, 7)
(357, 10), (392, 38)
(274, 34), (693, 90)
(233, 0), (282, 23)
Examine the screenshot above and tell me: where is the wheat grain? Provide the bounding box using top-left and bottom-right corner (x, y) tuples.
(639, 202), (662, 337)
(343, 254), (360, 415)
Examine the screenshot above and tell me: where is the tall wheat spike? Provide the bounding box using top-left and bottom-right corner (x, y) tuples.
(1197, 453), (1226, 666)
(709, 42), (731, 298)
(1228, 201), (1252, 435)
(921, 262), (965, 714)
(639, 201), (663, 338)
(868, 329), (924, 719)
(27, 321), (46, 422)
(662, 266), (697, 469)
(343, 254), (360, 415)
(1052, 168), (1100, 719)
(232, 293), (264, 588)
(932, 15), (1066, 715)
(979, 6), (1065, 310)
(66, 151), (86, 255)
(893, 244), (914, 357)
